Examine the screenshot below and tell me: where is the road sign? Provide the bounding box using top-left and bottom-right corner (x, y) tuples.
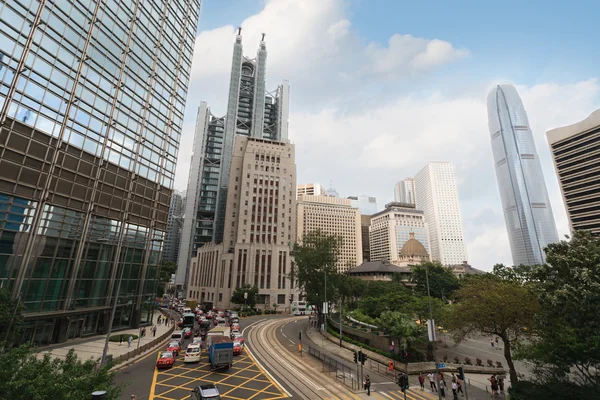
(322, 301), (329, 314)
(436, 363), (446, 369)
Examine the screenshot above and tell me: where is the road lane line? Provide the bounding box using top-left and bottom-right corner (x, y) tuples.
(148, 353), (160, 400)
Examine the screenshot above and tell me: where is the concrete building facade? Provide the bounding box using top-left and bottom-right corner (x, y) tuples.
(414, 162), (468, 266)
(394, 178), (416, 205)
(487, 84), (559, 265)
(177, 32), (290, 290)
(187, 136), (298, 309)
(0, 0), (200, 344)
(297, 183), (328, 197)
(369, 202), (430, 263)
(547, 109), (600, 236)
(297, 195), (362, 272)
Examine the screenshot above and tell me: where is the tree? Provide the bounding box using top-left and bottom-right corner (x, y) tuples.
(377, 311), (424, 361)
(511, 231), (600, 396)
(0, 288), (23, 346)
(293, 230), (342, 320)
(445, 274), (540, 384)
(159, 261), (177, 283)
(0, 346), (123, 399)
(337, 274), (367, 301)
(230, 285), (258, 310)
(411, 261), (459, 300)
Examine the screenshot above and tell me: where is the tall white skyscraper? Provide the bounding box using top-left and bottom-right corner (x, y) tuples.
(414, 162), (468, 265)
(488, 84), (559, 266)
(394, 178), (416, 204)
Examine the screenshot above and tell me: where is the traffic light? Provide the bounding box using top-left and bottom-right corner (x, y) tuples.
(357, 350), (363, 364)
(360, 351), (367, 365)
(353, 350), (358, 364)
(397, 374), (408, 392)
(457, 366), (465, 380)
(298, 331), (302, 341)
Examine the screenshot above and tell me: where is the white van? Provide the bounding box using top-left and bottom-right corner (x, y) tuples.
(184, 343), (201, 363)
(171, 331), (184, 345)
(216, 317), (227, 327)
(183, 307), (192, 314)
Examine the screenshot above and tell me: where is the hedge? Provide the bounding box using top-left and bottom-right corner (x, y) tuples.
(109, 334), (139, 342)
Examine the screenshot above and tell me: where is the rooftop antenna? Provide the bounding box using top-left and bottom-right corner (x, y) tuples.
(238, 26), (242, 35)
(261, 33), (266, 41)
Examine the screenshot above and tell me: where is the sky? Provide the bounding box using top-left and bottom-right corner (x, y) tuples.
(174, 0), (600, 271)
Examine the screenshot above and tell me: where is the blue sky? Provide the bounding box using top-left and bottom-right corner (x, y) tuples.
(180, 0), (600, 270)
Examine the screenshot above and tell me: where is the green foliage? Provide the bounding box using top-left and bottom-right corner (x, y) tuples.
(445, 274), (540, 384)
(0, 346), (123, 399)
(512, 231), (600, 392)
(0, 288), (23, 345)
(411, 261), (459, 300)
(337, 274), (367, 301)
(230, 285), (259, 309)
(159, 261), (177, 283)
(376, 311), (423, 344)
(293, 230), (343, 314)
(109, 334), (139, 342)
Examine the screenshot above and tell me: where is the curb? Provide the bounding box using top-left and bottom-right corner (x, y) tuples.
(110, 331), (173, 372)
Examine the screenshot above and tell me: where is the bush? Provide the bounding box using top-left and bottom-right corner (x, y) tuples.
(487, 359), (494, 367)
(476, 358), (483, 366)
(496, 361), (503, 368)
(454, 356), (460, 364)
(464, 357), (472, 365)
(109, 334), (138, 342)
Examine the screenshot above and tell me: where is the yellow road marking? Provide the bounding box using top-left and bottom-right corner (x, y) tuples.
(149, 353), (161, 400)
(244, 343), (290, 397)
(370, 393), (390, 399)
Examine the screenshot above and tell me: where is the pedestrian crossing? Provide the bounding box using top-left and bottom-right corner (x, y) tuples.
(322, 388), (439, 400)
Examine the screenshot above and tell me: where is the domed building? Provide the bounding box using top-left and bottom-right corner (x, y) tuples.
(395, 232), (431, 267)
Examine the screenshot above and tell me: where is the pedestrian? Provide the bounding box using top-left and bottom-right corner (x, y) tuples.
(491, 338), (494, 348)
(439, 379), (446, 398)
(488, 375), (498, 396)
(495, 337), (499, 346)
(157, 315), (161, 325)
(119, 334), (123, 346)
(428, 372), (437, 392)
(418, 372), (425, 390)
(131, 395), (136, 400)
(452, 380), (458, 400)
(364, 374), (371, 396)
(457, 377), (464, 395)
(498, 377), (504, 393)
(127, 335), (133, 348)
(152, 325), (157, 337)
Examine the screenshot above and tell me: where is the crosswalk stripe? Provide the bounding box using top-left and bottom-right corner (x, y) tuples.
(369, 393), (389, 400)
(377, 392), (396, 399)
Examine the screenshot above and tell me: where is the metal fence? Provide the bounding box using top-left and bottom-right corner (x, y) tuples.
(307, 345), (360, 390)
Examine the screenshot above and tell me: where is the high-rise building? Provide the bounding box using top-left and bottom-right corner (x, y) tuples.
(0, 0), (200, 344)
(347, 195), (378, 215)
(369, 202), (430, 262)
(487, 84), (559, 265)
(163, 190), (185, 264)
(327, 182), (340, 198)
(394, 178), (416, 205)
(360, 214), (371, 263)
(187, 136), (297, 309)
(297, 195), (362, 272)
(414, 162), (468, 266)
(547, 109), (600, 236)
(297, 183), (328, 197)
(177, 32), (290, 289)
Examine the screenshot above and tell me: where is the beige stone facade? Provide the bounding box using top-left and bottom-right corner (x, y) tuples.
(296, 195), (362, 272)
(187, 136), (298, 310)
(297, 183), (328, 197)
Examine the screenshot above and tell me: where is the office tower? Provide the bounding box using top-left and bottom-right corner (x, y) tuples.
(547, 109), (600, 236)
(187, 136), (297, 309)
(177, 32), (290, 289)
(297, 195), (362, 272)
(394, 178), (416, 205)
(327, 182), (340, 198)
(163, 191), (185, 264)
(0, 0), (200, 344)
(360, 215), (371, 262)
(347, 195), (378, 215)
(369, 202), (430, 262)
(487, 84), (559, 265)
(297, 183), (328, 197)
(414, 162), (468, 266)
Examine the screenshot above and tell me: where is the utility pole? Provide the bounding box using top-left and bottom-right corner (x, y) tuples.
(425, 264), (444, 400)
(339, 295), (343, 347)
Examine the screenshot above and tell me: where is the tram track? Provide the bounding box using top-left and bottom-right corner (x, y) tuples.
(244, 316), (356, 400)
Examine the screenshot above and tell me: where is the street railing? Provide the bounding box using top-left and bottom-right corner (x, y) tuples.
(307, 345), (360, 390)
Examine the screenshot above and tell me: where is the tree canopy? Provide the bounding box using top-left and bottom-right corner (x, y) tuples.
(230, 285), (259, 309)
(445, 274), (540, 384)
(0, 288), (23, 345)
(0, 346), (122, 399)
(159, 261), (177, 283)
(293, 230), (342, 315)
(411, 261), (459, 300)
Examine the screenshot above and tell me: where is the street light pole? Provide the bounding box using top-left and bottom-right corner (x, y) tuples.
(100, 261), (126, 368)
(425, 264), (443, 400)
(339, 295), (343, 347)
(324, 270), (327, 333)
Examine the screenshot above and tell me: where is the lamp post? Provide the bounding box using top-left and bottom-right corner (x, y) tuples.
(425, 264), (443, 400)
(323, 269), (327, 333)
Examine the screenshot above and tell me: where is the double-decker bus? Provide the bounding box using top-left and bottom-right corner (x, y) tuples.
(291, 300), (308, 316)
(182, 312), (196, 328)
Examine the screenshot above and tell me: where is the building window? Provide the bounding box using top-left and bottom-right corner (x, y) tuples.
(277, 294), (285, 304)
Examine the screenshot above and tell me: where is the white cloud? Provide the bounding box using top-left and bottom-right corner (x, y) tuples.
(176, 0), (600, 271)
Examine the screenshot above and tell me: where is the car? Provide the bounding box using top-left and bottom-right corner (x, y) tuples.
(192, 336), (204, 348)
(183, 327), (193, 338)
(231, 333), (244, 346)
(231, 326), (241, 335)
(156, 351), (176, 368)
(233, 340), (243, 355)
(166, 341), (182, 356)
(190, 384), (220, 400)
(229, 317), (239, 325)
(231, 323), (240, 330)
(171, 331), (184, 345)
(184, 343), (202, 363)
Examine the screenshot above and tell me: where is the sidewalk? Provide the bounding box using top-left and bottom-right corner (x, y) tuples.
(38, 309), (175, 368)
(304, 326), (498, 400)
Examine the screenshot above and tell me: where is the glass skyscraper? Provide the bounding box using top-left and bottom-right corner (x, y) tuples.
(0, 0), (200, 345)
(487, 84), (559, 266)
(177, 31), (290, 289)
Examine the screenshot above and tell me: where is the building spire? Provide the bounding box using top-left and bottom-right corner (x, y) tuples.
(261, 33), (266, 41)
